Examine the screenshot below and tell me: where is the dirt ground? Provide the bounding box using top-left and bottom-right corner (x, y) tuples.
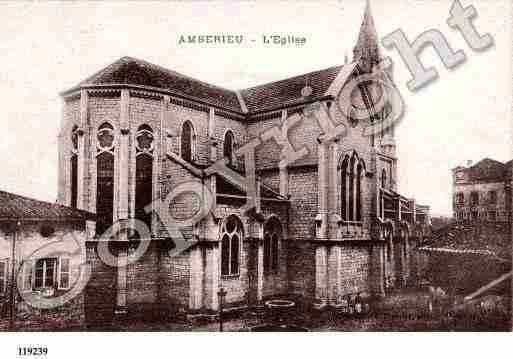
(106, 289), (511, 332)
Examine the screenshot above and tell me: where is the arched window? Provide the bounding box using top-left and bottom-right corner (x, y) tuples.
(135, 125), (154, 231)
(348, 153), (357, 221)
(470, 191), (479, 206)
(181, 121), (195, 162)
(340, 155), (349, 221)
(263, 217), (282, 274)
(220, 215), (243, 276)
(70, 126), (79, 208)
(223, 130), (235, 167)
(381, 169), (387, 189)
(356, 161), (364, 222)
(340, 152), (365, 224)
(96, 123), (115, 236)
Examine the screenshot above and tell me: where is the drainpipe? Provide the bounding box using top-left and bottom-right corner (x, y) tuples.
(9, 220), (20, 330)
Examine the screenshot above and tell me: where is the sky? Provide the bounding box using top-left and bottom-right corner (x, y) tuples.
(0, 0), (511, 216)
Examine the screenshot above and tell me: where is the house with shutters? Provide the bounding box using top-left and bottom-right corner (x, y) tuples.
(452, 158), (512, 223)
(56, 2), (431, 325)
(0, 190), (94, 330)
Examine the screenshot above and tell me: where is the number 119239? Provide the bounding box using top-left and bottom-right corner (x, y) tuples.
(18, 347), (48, 356)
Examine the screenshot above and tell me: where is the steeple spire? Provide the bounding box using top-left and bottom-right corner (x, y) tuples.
(353, 0), (380, 72)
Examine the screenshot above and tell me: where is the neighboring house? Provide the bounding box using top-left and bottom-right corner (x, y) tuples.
(56, 1), (430, 325)
(452, 158), (513, 223)
(0, 190), (95, 330)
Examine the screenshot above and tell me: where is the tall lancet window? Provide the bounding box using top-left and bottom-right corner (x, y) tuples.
(340, 155), (350, 221)
(381, 169), (387, 189)
(220, 215), (243, 277)
(70, 126), (79, 208)
(223, 130), (235, 167)
(356, 161), (364, 222)
(348, 153), (357, 221)
(96, 123), (115, 236)
(263, 217), (282, 274)
(181, 121), (195, 162)
(135, 124), (154, 232)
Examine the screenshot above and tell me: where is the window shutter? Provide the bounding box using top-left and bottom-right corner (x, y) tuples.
(58, 257), (71, 290)
(0, 260), (8, 294)
(21, 259), (34, 292)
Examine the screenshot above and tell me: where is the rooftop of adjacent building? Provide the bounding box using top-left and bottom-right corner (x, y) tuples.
(419, 221), (512, 260)
(0, 189), (94, 222)
(453, 157), (513, 183)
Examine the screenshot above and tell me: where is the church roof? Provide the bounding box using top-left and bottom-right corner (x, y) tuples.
(240, 65), (343, 114)
(0, 190), (94, 221)
(66, 56), (243, 113)
(63, 56), (352, 116)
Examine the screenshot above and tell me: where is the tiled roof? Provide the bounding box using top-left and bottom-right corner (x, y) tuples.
(419, 222), (511, 260)
(66, 57), (243, 113)
(466, 158), (509, 182)
(0, 190), (94, 221)
(64, 57), (348, 115)
(240, 65), (343, 113)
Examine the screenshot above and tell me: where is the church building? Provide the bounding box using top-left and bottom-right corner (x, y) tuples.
(57, 3), (430, 324)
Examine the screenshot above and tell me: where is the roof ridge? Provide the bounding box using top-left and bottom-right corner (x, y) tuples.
(239, 64), (344, 92)
(81, 56), (238, 95)
(0, 189), (59, 206)
(0, 189), (94, 220)
(0, 189), (92, 212)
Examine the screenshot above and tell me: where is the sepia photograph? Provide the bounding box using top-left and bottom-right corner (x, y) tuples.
(0, 0), (511, 357)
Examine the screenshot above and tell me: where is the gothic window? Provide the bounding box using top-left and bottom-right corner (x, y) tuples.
(70, 126), (79, 208)
(340, 155), (349, 221)
(263, 217), (282, 274)
(340, 152), (365, 223)
(181, 121), (195, 162)
(349, 154), (356, 221)
(71, 126), (79, 153)
(223, 130), (235, 167)
(135, 125), (154, 232)
(470, 191), (479, 206)
(489, 190), (497, 204)
(96, 123), (115, 236)
(97, 123), (114, 151)
(381, 169), (387, 189)
(70, 155), (78, 208)
(220, 215), (243, 276)
(455, 192), (464, 205)
(356, 162), (364, 222)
